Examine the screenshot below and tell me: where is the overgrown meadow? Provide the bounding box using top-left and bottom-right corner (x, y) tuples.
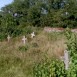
(0, 0), (77, 77)
(0, 27), (64, 77)
(0, 27), (77, 77)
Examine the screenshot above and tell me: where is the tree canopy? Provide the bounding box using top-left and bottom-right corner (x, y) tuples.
(0, 0), (77, 39)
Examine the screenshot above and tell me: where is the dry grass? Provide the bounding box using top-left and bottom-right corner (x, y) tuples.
(0, 30), (66, 77)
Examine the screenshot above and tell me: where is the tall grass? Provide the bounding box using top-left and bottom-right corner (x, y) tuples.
(0, 30), (66, 77)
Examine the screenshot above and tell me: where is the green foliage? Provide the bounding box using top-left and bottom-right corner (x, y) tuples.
(0, 0), (77, 28)
(65, 28), (77, 77)
(27, 6), (41, 26)
(22, 26), (33, 34)
(65, 28), (77, 58)
(33, 58), (66, 77)
(64, 28), (72, 39)
(33, 29), (77, 77)
(0, 0), (77, 39)
(0, 32), (7, 41)
(19, 45), (28, 52)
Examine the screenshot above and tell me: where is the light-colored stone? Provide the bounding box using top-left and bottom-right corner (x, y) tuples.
(64, 50), (69, 70)
(44, 27), (64, 33)
(31, 32), (35, 38)
(22, 36), (27, 45)
(7, 35), (11, 42)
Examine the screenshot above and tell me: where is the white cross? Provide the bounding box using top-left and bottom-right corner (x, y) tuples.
(64, 50), (69, 70)
(31, 32), (35, 38)
(7, 35), (11, 42)
(22, 36), (27, 45)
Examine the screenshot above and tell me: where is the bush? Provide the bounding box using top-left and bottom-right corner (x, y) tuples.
(33, 58), (66, 77)
(64, 28), (77, 77)
(0, 33), (7, 41)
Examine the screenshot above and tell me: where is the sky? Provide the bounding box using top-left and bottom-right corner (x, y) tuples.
(0, 0), (13, 9)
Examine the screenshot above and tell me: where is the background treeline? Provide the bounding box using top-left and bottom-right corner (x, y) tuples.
(0, 0), (77, 39)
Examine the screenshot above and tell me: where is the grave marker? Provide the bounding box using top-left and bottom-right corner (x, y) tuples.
(7, 35), (11, 42)
(31, 32), (35, 38)
(64, 50), (69, 70)
(22, 36), (27, 45)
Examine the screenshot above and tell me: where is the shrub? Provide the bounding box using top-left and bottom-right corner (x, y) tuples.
(65, 28), (77, 77)
(33, 58), (66, 77)
(0, 33), (7, 41)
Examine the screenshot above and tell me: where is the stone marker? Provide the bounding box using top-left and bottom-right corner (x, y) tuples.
(64, 50), (69, 70)
(31, 32), (35, 38)
(7, 35), (11, 42)
(22, 36), (27, 45)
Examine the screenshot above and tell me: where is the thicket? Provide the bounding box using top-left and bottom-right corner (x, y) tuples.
(65, 28), (77, 77)
(33, 58), (66, 77)
(0, 0), (77, 40)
